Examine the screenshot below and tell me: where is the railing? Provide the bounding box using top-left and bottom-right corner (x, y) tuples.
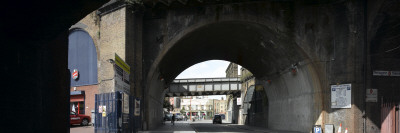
(172, 77), (240, 83)
(169, 77), (241, 93)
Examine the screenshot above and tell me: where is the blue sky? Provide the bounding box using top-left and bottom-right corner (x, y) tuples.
(175, 60), (241, 99)
(176, 60), (231, 79)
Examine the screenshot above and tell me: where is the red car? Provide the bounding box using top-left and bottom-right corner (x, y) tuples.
(70, 112), (91, 126)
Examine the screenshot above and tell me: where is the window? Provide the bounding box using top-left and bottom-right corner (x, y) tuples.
(70, 101), (85, 114)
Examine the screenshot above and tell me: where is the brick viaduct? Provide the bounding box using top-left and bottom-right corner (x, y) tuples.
(1, 0), (400, 133)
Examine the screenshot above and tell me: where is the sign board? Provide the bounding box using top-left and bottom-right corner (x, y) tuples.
(373, 71), (390, 76)
(331, 84), (351, 108)
(72, 69), (79, 80)
(98, 106), (103, 113)
(134, 99), (140, 116)
(373, 70), (400, 76)
(123, 93), (129, 113)
(324, 124), (334, 133)
(101, 106), (107, 117)
(313, 127), (322, 133)
(392, 71), (400, 76)
(237, 98), (242, 105)
(366, 89), (378, 102)
(114, 54), (131, 93)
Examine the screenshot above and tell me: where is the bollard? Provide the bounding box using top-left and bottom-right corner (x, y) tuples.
(338, 123), (342, 133)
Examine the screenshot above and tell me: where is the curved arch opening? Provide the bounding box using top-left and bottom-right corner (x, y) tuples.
(146, 21), (323, 132)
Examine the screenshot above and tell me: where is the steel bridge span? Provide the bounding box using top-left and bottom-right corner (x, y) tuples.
(166, 77), (241, 97)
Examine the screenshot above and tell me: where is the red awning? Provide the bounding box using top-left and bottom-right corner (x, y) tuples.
(70, 95), (84, 102)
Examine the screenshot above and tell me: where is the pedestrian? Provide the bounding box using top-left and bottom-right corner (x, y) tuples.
(171, 114), (175, 125)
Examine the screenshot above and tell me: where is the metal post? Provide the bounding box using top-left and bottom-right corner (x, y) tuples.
(78, 102), (80, 114)
(213, 99), (215, 116)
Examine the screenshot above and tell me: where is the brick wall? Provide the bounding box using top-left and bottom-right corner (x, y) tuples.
(99, 7), (127, 93)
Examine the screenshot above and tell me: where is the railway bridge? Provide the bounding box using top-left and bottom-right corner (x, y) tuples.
(2, 0), (400, 132)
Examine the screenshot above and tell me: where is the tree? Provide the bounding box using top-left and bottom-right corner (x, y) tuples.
(180, 106), (186, 114)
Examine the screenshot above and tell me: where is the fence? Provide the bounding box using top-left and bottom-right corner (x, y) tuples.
(95, 92), (141, 133)
(381, 101), (399, 133)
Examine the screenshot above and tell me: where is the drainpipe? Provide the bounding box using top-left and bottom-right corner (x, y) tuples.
(363, 1), (368, 133)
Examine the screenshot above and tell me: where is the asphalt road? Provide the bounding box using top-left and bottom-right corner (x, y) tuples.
(72, 120), (298, 133)
(191, 123), (256, 133)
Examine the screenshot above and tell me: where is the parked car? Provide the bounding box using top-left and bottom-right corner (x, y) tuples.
(70, 112), (91, 126)
(164, 113), (172, 121)
(175, 114), (184, 121)
(219, 114), (225, 119)
(213, 115), (222, 124)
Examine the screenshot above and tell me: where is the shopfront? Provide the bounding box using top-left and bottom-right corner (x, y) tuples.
(70, 91), (85, 114)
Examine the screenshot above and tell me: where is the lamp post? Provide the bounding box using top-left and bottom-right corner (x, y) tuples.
(212, 99), (214, 116)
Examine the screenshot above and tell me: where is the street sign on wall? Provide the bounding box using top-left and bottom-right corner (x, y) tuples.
(114, 53), (130, 94)
(391, 71), (400, 76)
(373, 71), (390, 76)
(134, 99), (140, 116)
(237, 98), (242, 105)
(366, 89), (378, 102)
(72, 69), (79, 80)
(373, 70), (400, 76)
(331, 84), (351, 108)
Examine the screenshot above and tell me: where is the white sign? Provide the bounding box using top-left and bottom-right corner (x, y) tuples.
(331, 84), (351, 108)
(373, 71), (390, 76)
(98, 106), (103, 113)
(123, 93), (129, 113)
(237, 98), (242, 105)
(366, 89), (378, 102)
(373, 70), (400, 76)
(134, 99), (140, 116)
(102, 106), (107, 117)
(391, 71), (400, 76)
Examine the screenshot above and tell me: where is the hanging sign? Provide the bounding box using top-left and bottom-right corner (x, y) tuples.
(366, 89), (378, 102)
(331, 84), (351, 108)
(72, 69), (79, 80)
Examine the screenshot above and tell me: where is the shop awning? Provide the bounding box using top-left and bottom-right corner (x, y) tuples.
(71, 94), (84, 102)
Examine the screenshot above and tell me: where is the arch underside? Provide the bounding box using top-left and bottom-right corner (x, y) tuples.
(146, 19), (324, 132)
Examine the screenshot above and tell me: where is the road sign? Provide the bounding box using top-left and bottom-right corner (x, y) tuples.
(313, 126), (322, 133)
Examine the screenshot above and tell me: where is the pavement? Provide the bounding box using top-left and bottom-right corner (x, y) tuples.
(140, 119), (301, 133)
(139, 120), (195, 133)
(71, 120), (301, 133)
(70, 125), (94, 133)
(226, 124), (301, 133)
